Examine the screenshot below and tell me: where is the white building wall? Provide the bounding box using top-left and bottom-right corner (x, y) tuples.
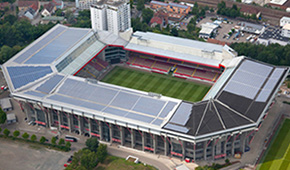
(90, 5), (107, 32)
(107, 7), (119, 35)
(280, 17), (290, 27)
(282, 28), (290, 38)
(90, 0), (131, 35)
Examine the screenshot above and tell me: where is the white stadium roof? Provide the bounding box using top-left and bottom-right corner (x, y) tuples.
(2, 24), (288, 140)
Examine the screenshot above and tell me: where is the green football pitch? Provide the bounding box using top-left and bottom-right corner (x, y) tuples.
(257, 119), (290, 170)
(101, 66), (211, 102)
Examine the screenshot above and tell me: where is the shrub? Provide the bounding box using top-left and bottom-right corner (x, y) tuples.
(225, 158), (230, 164)
(51, 136), (57, 145)
(40, 136), (46, 143)
(31, 134), (37, 142)
(65, 141), (71, 148)
(58, 138), (65, 145)
(3, 128), (10, 137)
(13, 130), (20, 138)
(22, 132), (29, 140)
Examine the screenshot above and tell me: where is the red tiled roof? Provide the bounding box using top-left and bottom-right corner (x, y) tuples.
(150, 16), (163, 25)
(30, 3), (38, 11)
(207, 38), (231, 46)
(18, 0), (39, 9)
(52, 0), (62, 6)
(0, 2), (9, 8)
(240, 6), (259, 14)
(43, 2), (55, 12)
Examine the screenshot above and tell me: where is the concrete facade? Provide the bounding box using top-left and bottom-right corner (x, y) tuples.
(21, 101), (260, 162)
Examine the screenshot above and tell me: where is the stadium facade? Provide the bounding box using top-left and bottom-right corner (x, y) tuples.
(2, 24), (289, 162)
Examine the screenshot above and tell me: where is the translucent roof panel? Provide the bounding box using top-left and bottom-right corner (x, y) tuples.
(110, 91), (140, 110)
(56, 34), (106, 75)
(164, 123), (189, 133)
(131, 96), (166, 116)
(256, 68), (286, 102)
(125, 112), (155, 124)
(7, 66), (52, 89)
(13, 25), (67, 64)
(224, 60), (273, 99)
(52, 77), (180, 125)
(24, 91), (47, 98)
(151, 118), (163, 126)
(36, 74), (64, 94)
(168, 102), (193, 125)
(24, 28), (91, 64)
(48, 94), (106, 111)
(159, 101), (178, 118)
(103, 107), (128, 117)
(57, 79), (117, 105)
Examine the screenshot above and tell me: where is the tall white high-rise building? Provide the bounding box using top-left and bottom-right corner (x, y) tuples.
(90, 0), (131, 35)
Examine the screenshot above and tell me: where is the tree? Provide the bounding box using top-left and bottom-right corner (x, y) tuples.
(142, 8), (154, 24)
(3, 128), (10, 137)
(0, 127), (2, 133)
(31, 134), (37, 142)
(225, 158), (230, 164)
(171, 27), (178, 37)
(0, 108), (7, 124)
(137, 0), (144, 11)
(96, 144), (107, 163)
(65, 141), (71, 149)
(86, 137), (99, 152)
(55, 9), (63, 16)
(66, 149), (98, 170)
(40, 136), (46, 143)
(13, 130), (20, 138)
(195, 165), (214, 170)
(58, 138), (65, 145)
(187, 23), (195, 33)
(51, 136), (57, 145)
(22, 132), (29, 140)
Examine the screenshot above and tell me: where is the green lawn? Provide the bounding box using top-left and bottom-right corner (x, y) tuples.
(96, 156), (156, 170)
(101, 66), (211, 102)
(257, 119), (290, 170)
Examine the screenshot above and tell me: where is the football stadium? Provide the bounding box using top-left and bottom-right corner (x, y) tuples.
(2, 24), (289, 162)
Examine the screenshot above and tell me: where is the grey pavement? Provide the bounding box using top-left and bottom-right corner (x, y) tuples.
(0, 138), (71, 170)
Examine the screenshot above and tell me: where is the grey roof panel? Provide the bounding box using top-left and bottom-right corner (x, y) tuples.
(24, 28), (90, 64)
(224, 80), (259, 99)
(24, 91), (47, 98)
(103, 107), (128, 117)
(36, 74), (64, 94)
(168, 102), (192, 125)
(238, 59), (272, 76)
(164, 123), (189, 133)
(57, 79), (117, 105)
(151, 119), (163, 126)
(131, 97), (165, 116)
(7, 66), (52, 89)
(256, 68), (286, 102)
(110, 91), (140, 109)
(125, 112), (155, 123)
(159, 101), (177, 118)
(13, 25), (67, 64)
(48, 94), (106, 111)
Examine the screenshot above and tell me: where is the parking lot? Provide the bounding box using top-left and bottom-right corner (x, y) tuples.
(0, 138), (71, 170)
(196, 14), (256, 44)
